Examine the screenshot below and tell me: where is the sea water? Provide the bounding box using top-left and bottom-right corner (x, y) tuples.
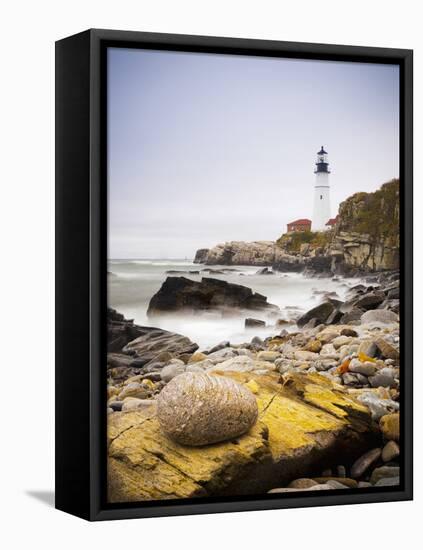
(108, 259), (357, 349)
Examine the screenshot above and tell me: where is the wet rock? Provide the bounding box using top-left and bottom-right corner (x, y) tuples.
(156, 372), (258, 446)
(147, 276), (280, 315)
(245, 318), (265, 328)
(382, 440), (400, 462)
(354, 292), (385, 310)
(297, 302), (335, 327)
(351, 448), (382, 479)
(380, 413), (400, 442)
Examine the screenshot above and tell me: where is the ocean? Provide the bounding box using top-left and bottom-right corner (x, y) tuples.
(108, 259), (357, 349)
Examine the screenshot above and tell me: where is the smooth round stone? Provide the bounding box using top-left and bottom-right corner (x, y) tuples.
(382, 440), (400, 462)
(351, 448), (382, 479)
(157, 372), (258, 446)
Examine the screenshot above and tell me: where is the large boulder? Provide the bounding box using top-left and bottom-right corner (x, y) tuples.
(147, 276), (279, 316)
(108, 371), (377, 502)
(157, 372), (258, 446)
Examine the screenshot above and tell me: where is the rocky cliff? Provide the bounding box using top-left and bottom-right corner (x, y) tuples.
(330, 179), (399, 273)
(194, 180), (399, 274)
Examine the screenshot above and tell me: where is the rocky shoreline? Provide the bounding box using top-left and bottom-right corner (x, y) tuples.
(194, 179), (400, 278)
(107, 268), (401, 502)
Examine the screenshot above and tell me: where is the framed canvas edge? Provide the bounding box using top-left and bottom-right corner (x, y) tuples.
(56, 28), (413, 522)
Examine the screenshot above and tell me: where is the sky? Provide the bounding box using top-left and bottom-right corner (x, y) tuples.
(108, 47), (399, 259)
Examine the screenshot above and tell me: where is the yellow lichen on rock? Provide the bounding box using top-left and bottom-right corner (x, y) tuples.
(108, 370), (375, 503)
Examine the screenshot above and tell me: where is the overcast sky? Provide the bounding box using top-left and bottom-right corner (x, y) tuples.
(108, 48), (399, 259)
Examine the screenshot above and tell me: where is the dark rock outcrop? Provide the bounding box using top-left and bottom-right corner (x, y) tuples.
(297, 301), (335, 327)
(147, 276), (280, 316)
(194, 248), (209, 263)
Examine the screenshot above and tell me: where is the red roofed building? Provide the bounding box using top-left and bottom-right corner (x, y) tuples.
(325, 216), (339, 228)
(287, 219), (312, 233)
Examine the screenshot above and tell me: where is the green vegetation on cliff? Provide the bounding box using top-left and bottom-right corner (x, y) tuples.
(276, 230), (332, 253)
(337, 179), (399, 247)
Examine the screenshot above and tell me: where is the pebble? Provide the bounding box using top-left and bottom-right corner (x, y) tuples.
(341, 328), (358, 337)
(313, 477), (358, 489)
(121, 397), (155, 411)
(370, 466), (400, 485)
(351, 448), (382, 478)
(288, 478), (320, 489)
(332, 335), (353, 349)
(118, 382), (149, 400)
(357, 393), (399, 421)
(257, 351), (281, 362)
(374, 476), (400, 487)
(380, 413), (400, 442)
(382, 440), (400, 462)
(369, 373), (397, 388)
(349, 360), (377, 376)
(375, 338), (400, 360)
(337, 465), (346, 478)
(357, 340), (378, 358)
(188, 352), (208, 363)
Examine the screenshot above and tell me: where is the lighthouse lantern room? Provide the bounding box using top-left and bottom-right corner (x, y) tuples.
(312, 146), (331, 231)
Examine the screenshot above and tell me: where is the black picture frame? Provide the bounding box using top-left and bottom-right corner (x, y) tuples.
(55, 28), (413, 521)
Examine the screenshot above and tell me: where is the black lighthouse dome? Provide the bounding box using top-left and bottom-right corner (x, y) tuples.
(314, 145), (330, 173)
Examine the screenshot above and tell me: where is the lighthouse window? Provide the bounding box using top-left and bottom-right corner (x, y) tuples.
(320, 195), (322, 200)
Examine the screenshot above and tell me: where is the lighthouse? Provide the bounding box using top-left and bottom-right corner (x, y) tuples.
(312, 146), (331, 231)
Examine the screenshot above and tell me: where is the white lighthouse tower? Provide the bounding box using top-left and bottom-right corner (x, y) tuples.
(312, 146), (331, 231)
